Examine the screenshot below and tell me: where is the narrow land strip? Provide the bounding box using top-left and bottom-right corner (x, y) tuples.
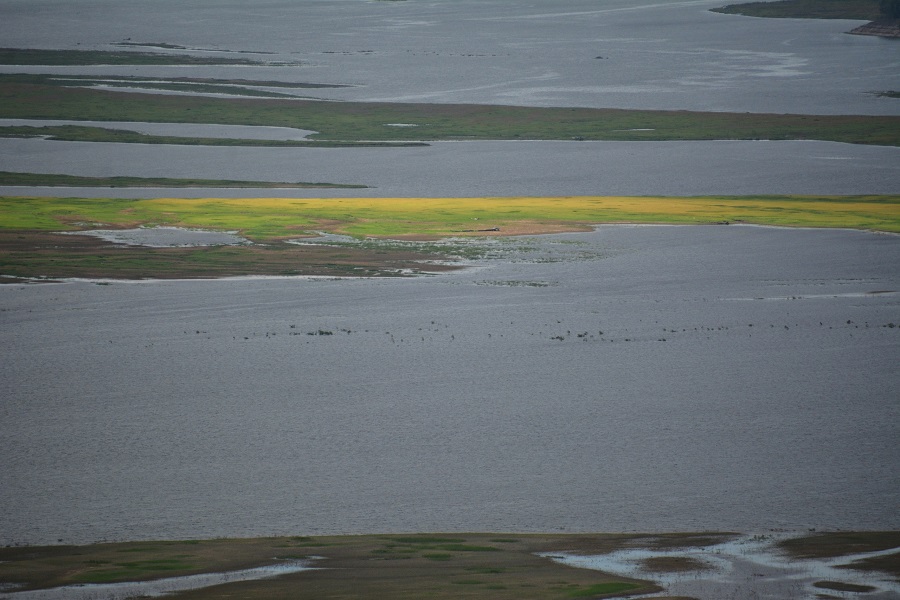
(1, 195), (897, 281)
(0, 172), (367, 189)
(1, 77), (897, 145)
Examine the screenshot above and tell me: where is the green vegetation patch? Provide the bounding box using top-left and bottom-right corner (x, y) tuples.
(0, 171), (367, 189)
(0, 230), (459, 281)
(74, 558), (195, 583)
(0, 533), (663, 599)
(1, 195), (897, 280)
(1, 76), (899, 145)
(388, 536), (466, 544)
(567, 582), (642, 597)
(711, 0), (883, 19)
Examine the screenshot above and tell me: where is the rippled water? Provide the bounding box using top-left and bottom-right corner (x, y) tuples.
(1, 0), (897, 114)
(1, 225), (898, 545)
(1, 139), (897, 199)
(0, 0), (897, 561)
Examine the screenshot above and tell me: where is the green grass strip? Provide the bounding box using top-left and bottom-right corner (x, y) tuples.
(1, 195), (896, 239)
(1, 78), (898, 145)
(0, 172), (367, 189)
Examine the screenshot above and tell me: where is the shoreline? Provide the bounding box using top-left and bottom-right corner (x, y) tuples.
(1, 531), (897, 600)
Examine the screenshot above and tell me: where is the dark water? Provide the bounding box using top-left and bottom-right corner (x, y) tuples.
(0, 0), (897, 114)
(0, 139), (897, 199)
(2, 226), (898, 545)
(0, 0), (898, 549)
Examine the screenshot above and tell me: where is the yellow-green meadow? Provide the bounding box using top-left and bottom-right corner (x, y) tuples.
(2, 194), (896, 280)
(3, 194), (898, 240)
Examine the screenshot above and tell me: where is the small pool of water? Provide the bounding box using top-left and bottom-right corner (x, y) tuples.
(65, 226), (250, 247)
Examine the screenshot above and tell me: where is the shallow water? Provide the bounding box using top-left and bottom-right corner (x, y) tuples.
(66, 226), (250, 247)
(543, 534), (900, 600)
(1, 0), (897, 115)
(0, 139), (897, 198)
(1, 225), (898, 545)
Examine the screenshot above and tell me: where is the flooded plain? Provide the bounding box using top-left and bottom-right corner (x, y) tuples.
(0, 5), (897, 599)
(544, 533), (900, 599)
(1, 0), (898, 115)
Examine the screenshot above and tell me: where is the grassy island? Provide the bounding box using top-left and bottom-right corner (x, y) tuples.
(0, 194), (897, 281)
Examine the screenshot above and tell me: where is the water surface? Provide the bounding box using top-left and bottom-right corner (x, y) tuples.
(2, 225), (897, 545)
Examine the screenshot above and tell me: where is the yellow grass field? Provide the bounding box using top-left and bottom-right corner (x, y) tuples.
(121, 194), (900, 238)
(2, 195), (898, 240)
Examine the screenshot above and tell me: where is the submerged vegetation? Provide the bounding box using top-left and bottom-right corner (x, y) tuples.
(1, 73), (898, 145)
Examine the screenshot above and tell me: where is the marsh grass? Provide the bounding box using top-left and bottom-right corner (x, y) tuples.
(1, 76), (898, 145)
(2, 195), (896, 239)
(17, 531), (889, 600)
(0, 171), (367, 189)
(0, 230), (458, 280)
(777, 531), (900, 579)
(711, 0), (883, 19)
(1, 195), (896, 279)
(0, 533), (669, 600)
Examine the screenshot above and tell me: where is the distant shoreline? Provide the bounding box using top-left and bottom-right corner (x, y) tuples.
(712, 1), (900, 38)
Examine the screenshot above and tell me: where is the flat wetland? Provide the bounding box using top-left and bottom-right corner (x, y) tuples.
(2, 194), (897, 281)
(2, 75), (898, 145)
(1, 532), (898, 600)
(1, 1), (898, 599)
